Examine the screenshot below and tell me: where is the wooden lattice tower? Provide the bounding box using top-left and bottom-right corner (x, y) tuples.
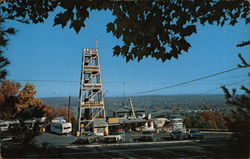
(77, 48), (105, 134)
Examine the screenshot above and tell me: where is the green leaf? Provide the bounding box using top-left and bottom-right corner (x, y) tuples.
(179, 38), (191, 52)
(73, 20), (82, 33)
(5, 28), (16, 35)
(113, 46), (121, 56)
(61, 12), (70, 28)
(69, 19), (83, 33)
(126, 54), (133, 62)
(106, 22), (115, 33)
(53, 13), (62, 26)
(180, 25), (197, 37)
(121, 45), (129, 55)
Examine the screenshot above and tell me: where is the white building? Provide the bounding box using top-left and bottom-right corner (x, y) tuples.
(170, 118), (186, 132)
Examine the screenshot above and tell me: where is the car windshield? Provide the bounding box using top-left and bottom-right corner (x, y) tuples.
(143, 131), (153, 134)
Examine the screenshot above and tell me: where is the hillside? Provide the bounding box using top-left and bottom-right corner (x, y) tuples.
(42, 95), (227, 108)
(41, 95), (228, 116)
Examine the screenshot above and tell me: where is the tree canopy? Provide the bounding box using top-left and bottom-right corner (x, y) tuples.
(0, 80), (74, 121)
(221, 84), (250, 157)
(1, 0), (249, 63)
(220, 43), (250, 157)
(0, 81), (45, 119)
(0, 19), (15, 80)
(0, 80), (21, 118)
(183, 111), (227, 129)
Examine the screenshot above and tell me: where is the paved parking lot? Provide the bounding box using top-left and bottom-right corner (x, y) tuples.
(34, 131), (231, 147)
(28, 138), (233, 158)
(34, 133), (77, 147)
(14, 132), (233, 158)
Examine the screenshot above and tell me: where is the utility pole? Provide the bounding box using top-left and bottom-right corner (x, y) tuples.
(68, 95), (71, 122)
(128, 98), (136, 118)
(95, 39), (98, 49)
(123, 82), (126, 106)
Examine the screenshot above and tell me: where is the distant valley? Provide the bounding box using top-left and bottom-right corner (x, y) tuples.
(41, 95), (229, 117)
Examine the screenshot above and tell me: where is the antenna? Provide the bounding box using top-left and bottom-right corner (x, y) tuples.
(123, 82), (126, 106)
(95, 39), (98, 49)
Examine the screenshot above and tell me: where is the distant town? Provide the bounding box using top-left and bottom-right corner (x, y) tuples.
(41, 94), (231, 117)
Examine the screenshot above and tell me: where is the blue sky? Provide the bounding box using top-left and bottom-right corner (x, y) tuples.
(5, 10), (250, 97)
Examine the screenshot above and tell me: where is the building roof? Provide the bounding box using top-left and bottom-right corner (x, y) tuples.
(51, 116), (66, 123)
(119, 118), (147, 124)
(53, 116), (66, 120)
(92, 120), (109, 127)
(113, 107), (145, 113)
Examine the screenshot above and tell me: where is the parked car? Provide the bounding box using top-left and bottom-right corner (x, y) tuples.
(103, 131), (123, 143)
(74, 132), (99, 144)
(139, 131), (155, 141)
(82, 131), (95, 136)
(187, 129), (203, 140)
(170, 131), (188, 140)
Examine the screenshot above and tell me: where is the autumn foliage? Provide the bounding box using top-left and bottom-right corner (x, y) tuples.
(0, 80), (74, 122)
(184, 111), (227, 129)
(43, 105), (73, 122)
(15, 84), (44, 113)
(0, 80), (21, 103)
(0, 80), (21, 119)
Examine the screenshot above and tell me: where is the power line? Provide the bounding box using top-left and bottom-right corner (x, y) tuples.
(8, 79), (138, 84)
(214, 74), (248, 81)
(185, 82), (248, 85)
(200, 79), (248, 94)
(9, 77), (248, 85)
(6, 79), (178, 86)
(9, 79), (156, 84)
(11, 79), (79, 83)
(127, 67), (246, 95)
(8, 67), (249, 95)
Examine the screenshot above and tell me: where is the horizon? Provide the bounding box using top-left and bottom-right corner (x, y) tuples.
(39, 93), (227, 98)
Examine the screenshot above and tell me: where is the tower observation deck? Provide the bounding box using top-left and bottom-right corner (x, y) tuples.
(77, 48), (105, 134)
